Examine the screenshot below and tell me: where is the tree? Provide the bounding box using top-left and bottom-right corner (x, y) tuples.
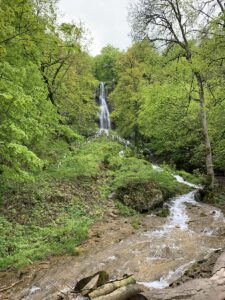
(129, 0), (222, 188)
(109, 41), (159, 146)
(0, 0), (98, 182)
(93, 45), (121, 91)
(38, 22), (86, 108)
(139, 56), (204, 170)
(55, 51), (98, 135)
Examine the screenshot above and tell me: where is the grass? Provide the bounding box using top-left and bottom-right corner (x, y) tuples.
(176, 169), (205, 185)
(46, 137), (124, 180)
(114, 200), (137, 216)
(0, 135), (202, 270)
(108, 156), (188, 198)
(0, 198), (96, 269)
(159, 164), (205, 186)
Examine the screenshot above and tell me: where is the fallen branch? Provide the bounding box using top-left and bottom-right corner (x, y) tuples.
(92, 284), (142, 300)
(89, 275), (136, 298)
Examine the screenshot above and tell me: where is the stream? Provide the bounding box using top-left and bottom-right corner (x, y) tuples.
(2, 84), (225, 299)
(7, 173), (225, 300)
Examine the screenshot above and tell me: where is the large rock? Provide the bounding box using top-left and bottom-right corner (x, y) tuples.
(115, 182), (163, 212)
(142, 250), (225, 300)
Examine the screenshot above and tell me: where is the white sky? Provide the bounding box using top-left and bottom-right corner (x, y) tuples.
(57, 0), (132, 56)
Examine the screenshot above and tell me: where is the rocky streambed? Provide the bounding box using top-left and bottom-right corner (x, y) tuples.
(1, 179), (225, 300)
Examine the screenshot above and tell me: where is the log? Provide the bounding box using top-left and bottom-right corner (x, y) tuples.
(89, 275), (136, 298)
(92, 284), (142, 300)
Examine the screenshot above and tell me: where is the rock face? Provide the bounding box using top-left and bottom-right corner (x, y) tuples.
(170, 249), (223, 287)
(115, 182), (163, 212)
(142, 250), (225, 300)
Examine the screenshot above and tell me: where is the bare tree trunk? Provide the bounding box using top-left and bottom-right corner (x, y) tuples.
(195, 72), (214, 189)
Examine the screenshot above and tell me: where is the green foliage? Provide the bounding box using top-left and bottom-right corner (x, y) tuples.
(0, 0), (98, 183)
(0, 135), (202, 270)
(0, 61), (58, 182)
(130, 216), (141, 229)
(48, 137), (124, 180)
(108, 156), (184, 197)
(176, 170), (205, 185)
(109, 42), (159, 144)
(93, 45), (121, 90)
(114, 200), (137, 216)
(57, 125), (84, 143)
(0, 200), (93, 269)
(109, 34), (225, 174)
(0, 171), (105, 270)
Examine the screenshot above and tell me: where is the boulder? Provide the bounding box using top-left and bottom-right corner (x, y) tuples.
(115, 182), (163, 212)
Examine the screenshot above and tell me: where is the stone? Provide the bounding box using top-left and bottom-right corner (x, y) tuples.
(143, 250), (225, 300)
(115, 182), (163, 212)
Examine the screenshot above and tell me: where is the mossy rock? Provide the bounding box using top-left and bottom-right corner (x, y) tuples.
(115, 181), (163, 212)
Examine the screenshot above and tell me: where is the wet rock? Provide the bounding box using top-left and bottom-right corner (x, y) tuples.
(161, 246), (173, 259)
(29, 286), (41, 295)
(194, 189), (205, 202)
(145, 250), (225, 300)
(143, 278), (225, 300)
(171, 249), (224, 287)
(108, 212), (117, 219)
(213, 251), (225, 274)
(115, 182), (163, 212)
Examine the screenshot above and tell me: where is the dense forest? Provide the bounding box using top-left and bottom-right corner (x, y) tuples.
(0, 0), (224, 185)
(1, 0), (225, 298)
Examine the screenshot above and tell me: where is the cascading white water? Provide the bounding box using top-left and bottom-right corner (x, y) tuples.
(24, 161), (225, 299)
(98, 82), (111, 133)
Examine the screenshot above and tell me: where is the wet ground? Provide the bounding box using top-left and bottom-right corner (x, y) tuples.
(1, 188), (225, 300)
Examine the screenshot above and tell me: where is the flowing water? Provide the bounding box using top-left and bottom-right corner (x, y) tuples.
(98, 82), (111, 133)
(11, 174), (225, 299)
(2, 94), (225, 299)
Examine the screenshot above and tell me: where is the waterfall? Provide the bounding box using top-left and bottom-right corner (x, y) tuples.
(98, 82), (111, 133)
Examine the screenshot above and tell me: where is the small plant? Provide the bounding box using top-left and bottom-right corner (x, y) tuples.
(0, 197), (95, 269)
(155, 207), (170, 218)
(130, 216), (141, 229)
(114, 200), (137, 216)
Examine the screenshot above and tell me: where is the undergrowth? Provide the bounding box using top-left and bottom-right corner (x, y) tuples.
(114, 200), (137, 216)
(0, 197), (99, 269)
(0, 135), (203, 270)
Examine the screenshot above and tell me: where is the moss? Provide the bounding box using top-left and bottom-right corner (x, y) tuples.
(115, 181), (163, 212)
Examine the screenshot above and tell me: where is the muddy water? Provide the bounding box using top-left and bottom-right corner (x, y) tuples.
(2, 187), (225, 299)
(9, 193), (225, 298)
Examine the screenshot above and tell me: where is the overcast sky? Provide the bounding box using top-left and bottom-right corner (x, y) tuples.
(57, 0), (132, 56)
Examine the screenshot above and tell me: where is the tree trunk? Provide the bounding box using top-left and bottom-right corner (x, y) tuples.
(195, 72), (214, 189)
